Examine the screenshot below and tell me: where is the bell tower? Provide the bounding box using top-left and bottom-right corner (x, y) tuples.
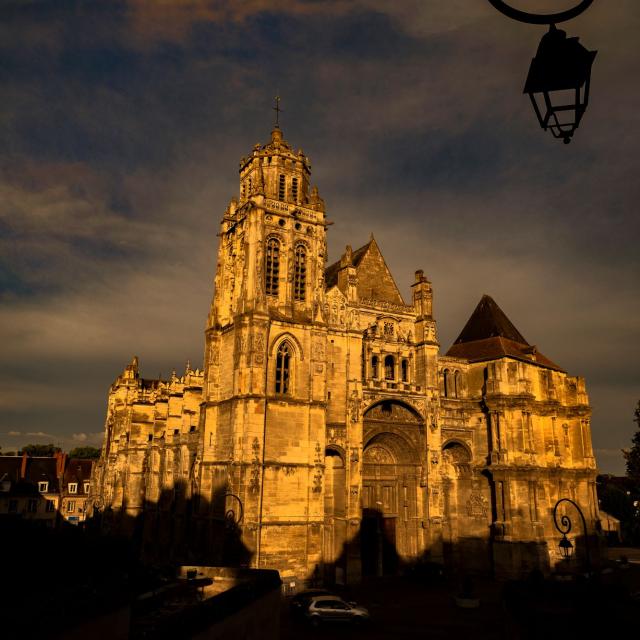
(200, 120), (330, 582)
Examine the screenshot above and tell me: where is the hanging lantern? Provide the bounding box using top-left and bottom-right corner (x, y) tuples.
(523, 25), (597, 144)
(558, 533), (574, 560)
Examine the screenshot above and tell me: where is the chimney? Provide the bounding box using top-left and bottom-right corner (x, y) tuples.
(20, 452), (28, 479)
(56, 451), (67, 477)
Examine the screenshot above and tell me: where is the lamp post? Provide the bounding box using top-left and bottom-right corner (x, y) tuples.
(487, 1), (597, 143)
(552, 497), (591, 572)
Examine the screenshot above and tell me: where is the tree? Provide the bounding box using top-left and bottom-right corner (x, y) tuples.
(68, 446), (100, 459)
(19, 443), (61, 457)
(622, 400), (640, 481)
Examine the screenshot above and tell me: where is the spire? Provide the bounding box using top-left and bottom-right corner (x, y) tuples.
(453, 295), (528, 345)
(272, 94), (283, 128)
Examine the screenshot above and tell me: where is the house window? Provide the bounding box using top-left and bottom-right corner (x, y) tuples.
(84, 482), (90, 494)
(8, 499), (18, 513)
(278, 174), (286, 200)
(67, 501), (75, 513)
(371, 356), (379, 379)
(46, 500), (55, 513)
(38, 481), (49, 493)
(384, 355), (395, 381)
(68, 483), (78, 494)
(294, 245), (307, 301)
(265, 238), (280, 296)
(28, 499), (38, 513)
(291, 177), (299, 202)
(401, 359), (409, 383)
(275, 342), (291, 394)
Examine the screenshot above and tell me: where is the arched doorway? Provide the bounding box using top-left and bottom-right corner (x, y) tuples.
(361, 400), (424, 577)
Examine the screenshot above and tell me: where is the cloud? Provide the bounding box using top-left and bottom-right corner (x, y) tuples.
(71, 433), (87, 442)
(0, 1), (637, 478)
(25, 431), (54, 438)
(6, 431), (21, 437)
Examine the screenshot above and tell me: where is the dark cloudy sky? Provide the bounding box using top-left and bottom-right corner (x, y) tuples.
(1, 1), (638, 473)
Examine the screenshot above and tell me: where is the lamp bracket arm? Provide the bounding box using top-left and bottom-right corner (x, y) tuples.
(487, 0), (595, 25)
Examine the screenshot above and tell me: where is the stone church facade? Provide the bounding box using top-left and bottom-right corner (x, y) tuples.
(91, 125), (600, 585)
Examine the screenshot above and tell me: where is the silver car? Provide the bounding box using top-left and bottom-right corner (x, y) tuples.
(305, 595), (370, 627)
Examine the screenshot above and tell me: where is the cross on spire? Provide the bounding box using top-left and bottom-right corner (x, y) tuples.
(273, 94), (283, 127)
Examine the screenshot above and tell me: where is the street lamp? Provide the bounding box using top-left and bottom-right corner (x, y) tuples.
(487, 1), (597, 143)
(552, 498), (590, 571)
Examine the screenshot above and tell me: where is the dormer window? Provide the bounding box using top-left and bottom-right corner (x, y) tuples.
(38, 481), (49, 493)
(278, 174), (286, 200)
(68, 483), (78, 494)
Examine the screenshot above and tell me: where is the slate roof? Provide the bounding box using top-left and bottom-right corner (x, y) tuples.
(0, 455), (60, 496)
(62, 459), (93, 493)
(446, 295), (564, 371)
(324, 237), (405, 305)
(325, 239), (373, 290)
(452, 294), (528, 345)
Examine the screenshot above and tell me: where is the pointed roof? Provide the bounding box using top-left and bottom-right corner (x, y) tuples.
(324, 236), (405, 305)
(446, 295), (564, 371)
(453, 295), (528, 345)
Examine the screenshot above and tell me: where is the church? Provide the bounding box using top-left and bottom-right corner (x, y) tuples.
(90, 124), (600, 586)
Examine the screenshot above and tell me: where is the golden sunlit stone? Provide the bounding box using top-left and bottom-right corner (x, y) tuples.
(90, 126), (599, 585)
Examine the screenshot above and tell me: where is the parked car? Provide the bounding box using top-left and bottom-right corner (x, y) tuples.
(305, 595), (370, 627)
(289, 588), (335, 617)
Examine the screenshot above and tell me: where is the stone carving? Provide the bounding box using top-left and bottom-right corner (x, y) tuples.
(209, 342), (220, 367)
(327, 425), (346, 447)
(312, 339), (325, 361)
(249, 437), (261, 494)
(234, 334), (245, 366)
(349, 392), (360, 423)
(364, 445), (395, 465)
(467, 493), (488, 519)
(365, 401), (420, 424)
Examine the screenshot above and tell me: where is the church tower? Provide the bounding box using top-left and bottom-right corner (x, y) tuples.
(200, 123), (330, 577)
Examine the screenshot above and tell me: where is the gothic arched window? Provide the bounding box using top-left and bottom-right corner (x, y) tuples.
(384, 355), (395, 381)
(454, 370), (462, 398)
(294, 245), (307, 301)
(443, 369), (450, 397)
(291, 177), (299, 203)
(401, 359), (409, 383)
(265, 238), (280, 296)
(371, 356), (379, 379)
(278, 174), (286, 200)
(275, 342), (291, 394)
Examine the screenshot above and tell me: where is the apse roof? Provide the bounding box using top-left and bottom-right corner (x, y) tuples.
(446, 295), (564, 371)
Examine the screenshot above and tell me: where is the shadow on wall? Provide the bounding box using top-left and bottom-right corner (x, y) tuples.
(93, 480), (253, 570)
(0, 482), (255, 638)
(319, 507), (601, 589)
